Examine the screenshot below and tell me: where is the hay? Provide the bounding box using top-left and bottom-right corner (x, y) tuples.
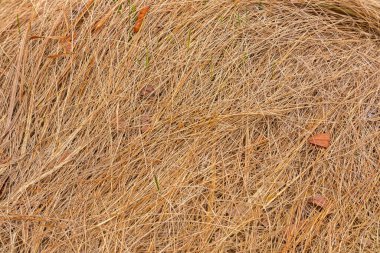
(0, 0), (379, 252)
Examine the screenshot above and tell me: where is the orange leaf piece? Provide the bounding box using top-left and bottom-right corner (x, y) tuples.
(308, 194), (327, 208)
(309, 133), (330, 148)
(29, 35), (44, 40)
(133, 6), (150, 33)
(47, 53), (71, 59)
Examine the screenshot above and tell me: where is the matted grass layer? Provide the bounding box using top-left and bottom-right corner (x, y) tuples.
(0, 0), (379, 252)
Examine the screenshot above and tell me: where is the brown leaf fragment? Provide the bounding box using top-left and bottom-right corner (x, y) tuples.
(58, 151), (71, 163)
(29, 35), (44, 40)
(140, 85), (155, 98)
(308, 194), (328, 208)
(30, 35), (70, 41)
(47, 53), (71, 59)
(133, 6), (150, 33)
(140, 114), (152, 133)
(309, 133), (330, 148)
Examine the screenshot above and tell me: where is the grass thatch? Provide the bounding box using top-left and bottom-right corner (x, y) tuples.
(0, 0), (379, 252)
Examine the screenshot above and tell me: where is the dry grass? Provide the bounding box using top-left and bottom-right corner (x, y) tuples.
(0, 0), (379, 252)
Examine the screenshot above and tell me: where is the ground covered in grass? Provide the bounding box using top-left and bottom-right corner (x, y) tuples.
(0, 0), (379, 252)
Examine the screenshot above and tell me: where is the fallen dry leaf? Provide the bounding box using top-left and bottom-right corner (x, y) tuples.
(307, 194), (328, 208)
(47, 53), (71, 59)
(133, 6), (150, 33)
(140, 85), (155, 98)
(58, 151), (71, 163)
(309, 133), (330, 148)
(29, 35), (45, 40)
(140, 114), (152, 132)
(30, 35), (68, 41)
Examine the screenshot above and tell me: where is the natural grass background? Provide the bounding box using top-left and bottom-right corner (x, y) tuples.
(0, 0), (379, 252)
